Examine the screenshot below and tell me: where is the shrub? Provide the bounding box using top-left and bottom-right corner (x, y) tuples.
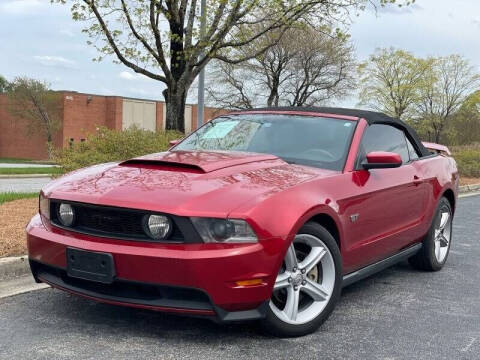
(55, 127), (183, 172)
(452, 143), (480, 178)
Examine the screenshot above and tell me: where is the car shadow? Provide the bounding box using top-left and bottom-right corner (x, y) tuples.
(341, 260), (416, 295)
(39, 261), (417, 342)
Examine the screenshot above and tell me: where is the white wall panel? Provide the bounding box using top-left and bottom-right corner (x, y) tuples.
(122, 99), (156, 131)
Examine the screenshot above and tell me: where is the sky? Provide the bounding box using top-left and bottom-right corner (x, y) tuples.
(1, 0), (479, 106)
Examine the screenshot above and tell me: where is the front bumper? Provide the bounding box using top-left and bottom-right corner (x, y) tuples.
(27, 214), (283, 321)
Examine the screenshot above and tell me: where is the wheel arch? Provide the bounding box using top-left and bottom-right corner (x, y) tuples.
(283, 204), (344, 256)
(306, 213), (341, 251)
(441, 188), (456, 213)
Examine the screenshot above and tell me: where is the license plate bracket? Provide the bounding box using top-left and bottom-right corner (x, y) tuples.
(66, 248), (115, 284)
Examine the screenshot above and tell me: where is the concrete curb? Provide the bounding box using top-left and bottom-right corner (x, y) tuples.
(0, 256), (31, 280)
(459, 183), (480, 194)
(0, 174), (54, 179)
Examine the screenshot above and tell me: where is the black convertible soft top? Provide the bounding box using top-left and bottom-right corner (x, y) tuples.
(241, 106), (431, 157)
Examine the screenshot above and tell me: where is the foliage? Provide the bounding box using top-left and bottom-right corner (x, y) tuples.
(0, 167), (62, 175)
(0, 192), (38, 205)
(0, 75), (9, 93)
(414, 55), (480, 143)
(55, 126), (183, 172)
(445, 91), (480, 146)
(358, 49), (480, 145)
(207, 26), (355, 108)
(452, 144), (480, 178)
(6, 77), (62, 159)
(357, 48), (433, 120)
(53, 0), (413, 131)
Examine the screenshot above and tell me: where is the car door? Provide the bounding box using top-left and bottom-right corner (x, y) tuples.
(343, 124), (429, 269)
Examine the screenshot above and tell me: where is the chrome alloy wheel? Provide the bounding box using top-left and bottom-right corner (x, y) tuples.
(269, 234), (336, 325)
(434, 208), (452, 263)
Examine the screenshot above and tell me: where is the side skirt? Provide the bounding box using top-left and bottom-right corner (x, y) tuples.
(342, 243), (422, 288)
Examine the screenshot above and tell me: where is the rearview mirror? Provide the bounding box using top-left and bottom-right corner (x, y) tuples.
(362, 151), (402, 170)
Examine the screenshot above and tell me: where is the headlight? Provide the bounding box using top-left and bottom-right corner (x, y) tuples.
(191, 218), (257, 243)
(58, 203), (75, 227)
(39, 193), (50, 220)
(143, 215), (171, 240)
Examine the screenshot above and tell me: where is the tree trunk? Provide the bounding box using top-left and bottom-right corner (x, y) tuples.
(433, 120), (445, 144)
(45, 127), (53, 160)
(267, 76), (280, 107)
(163, 85), (188, 133)
(46, 141), (54, 160)
(267, 88), (278, 107)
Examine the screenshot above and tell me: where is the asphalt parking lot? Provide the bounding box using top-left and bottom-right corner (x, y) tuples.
(0, 195), (479, 360)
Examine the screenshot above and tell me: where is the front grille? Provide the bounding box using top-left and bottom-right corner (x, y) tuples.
(76, 207), (146, 237)
(50, 200), (201, 243)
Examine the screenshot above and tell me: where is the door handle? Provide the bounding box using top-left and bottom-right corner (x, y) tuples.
(413, 175), (422, 186)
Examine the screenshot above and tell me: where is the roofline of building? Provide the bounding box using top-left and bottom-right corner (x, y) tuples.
(56, 90), (202, 107)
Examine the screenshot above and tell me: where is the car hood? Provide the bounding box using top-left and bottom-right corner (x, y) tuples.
(44, 151), (338, 217)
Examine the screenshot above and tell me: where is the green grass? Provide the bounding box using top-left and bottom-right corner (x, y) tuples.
(0, 167), (63, 175)
(0, 157), (55, 165)
(0, 192), (39, 204)
(0, 157), (34, 163)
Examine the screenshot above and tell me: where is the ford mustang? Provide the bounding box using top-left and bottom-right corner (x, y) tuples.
(27, 107), (458, 337)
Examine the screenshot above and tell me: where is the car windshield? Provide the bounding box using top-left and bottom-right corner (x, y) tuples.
(173, 114), (357, 171)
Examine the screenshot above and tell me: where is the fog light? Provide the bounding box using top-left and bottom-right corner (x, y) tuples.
(144, 215), (171, 240)
(58, 203), (75, 227)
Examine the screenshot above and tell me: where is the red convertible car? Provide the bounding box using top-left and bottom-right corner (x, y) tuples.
(27, 107), (458, 337)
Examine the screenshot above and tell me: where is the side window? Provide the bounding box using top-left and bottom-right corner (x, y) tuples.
(406, 137), (419, 161)
(357, 124), (410, 167)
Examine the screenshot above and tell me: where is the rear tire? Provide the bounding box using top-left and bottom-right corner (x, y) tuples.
(409, 197), (453, 271)
(262, 222), (342, 337)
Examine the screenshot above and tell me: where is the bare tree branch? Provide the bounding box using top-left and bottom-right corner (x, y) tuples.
(207, 26), (355, 109)
(82, 0), (167, 82)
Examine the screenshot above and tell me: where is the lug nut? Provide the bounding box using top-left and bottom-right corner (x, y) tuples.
(294, 286), (298, 291)
(302, 280), (307, 286)
(301, 268), (306, 274)
(293, 267), (297, 272)
(288, 277), (292, 283)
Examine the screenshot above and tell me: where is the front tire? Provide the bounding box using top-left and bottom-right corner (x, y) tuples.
(409, 197), (453, 271)
(262, 222), (342, 337)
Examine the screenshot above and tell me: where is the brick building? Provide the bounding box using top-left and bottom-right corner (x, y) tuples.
(0, 91), (226, 160)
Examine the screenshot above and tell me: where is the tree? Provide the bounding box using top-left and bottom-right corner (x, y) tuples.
(207, 26), (355, 109)
(55, 0), (407, 132)
(357, 48), (433, 120)
(283, 28), (355, 106)
(0, 75), (9, 93)
(446, 91), (480, 145)
(7, 77), (62, 159)
(414, 55), (480, 143)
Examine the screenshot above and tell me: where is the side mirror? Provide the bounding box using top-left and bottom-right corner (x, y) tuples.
(169, 139), (182, 148)
(362, 151), (402, 170)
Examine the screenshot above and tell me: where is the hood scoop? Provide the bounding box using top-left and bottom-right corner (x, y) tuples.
(120, 159), (205, 173)
(120, 151), (279, 173)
